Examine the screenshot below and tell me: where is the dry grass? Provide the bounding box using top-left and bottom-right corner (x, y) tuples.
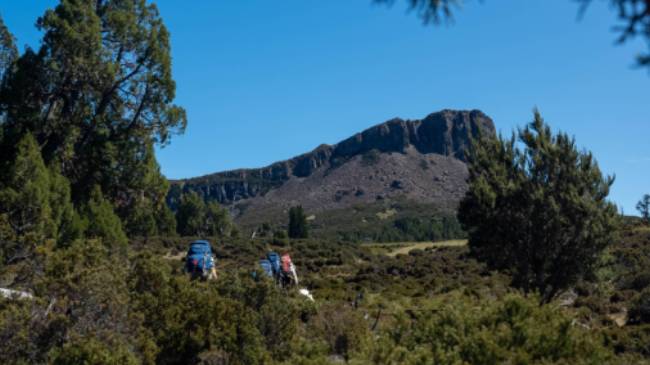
(363, 239), (467, 257)
(376, 209), (397, 220)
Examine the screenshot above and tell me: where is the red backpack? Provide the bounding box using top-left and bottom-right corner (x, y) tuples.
(281, 254), (292, 273)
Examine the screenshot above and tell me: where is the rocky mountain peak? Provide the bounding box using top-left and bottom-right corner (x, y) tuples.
(168, 109), (495, 217)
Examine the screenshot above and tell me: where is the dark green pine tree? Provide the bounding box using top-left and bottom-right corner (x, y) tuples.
(81, 185), (128, 247)
(458, 110), (618, 303)
(288, 206), (308, 239)
(47, 162), (84, 246)
(0, 133), (54, 265)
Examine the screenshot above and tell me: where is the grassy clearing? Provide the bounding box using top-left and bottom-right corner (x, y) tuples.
(362, 239), (468, 256)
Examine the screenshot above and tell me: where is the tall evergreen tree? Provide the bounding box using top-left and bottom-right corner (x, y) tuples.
(0, 0), (186, 233)
(288, 206), (308, 239)
(81, 185), (128, 247)
(458, 110), (618, 303)
(0, 133), (54, 264)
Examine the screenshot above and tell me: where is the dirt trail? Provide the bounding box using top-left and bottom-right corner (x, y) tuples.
(363, 240), (467, 257)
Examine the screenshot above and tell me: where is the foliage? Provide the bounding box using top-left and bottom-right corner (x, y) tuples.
(388, 215), (464, 242)
(459, 110), (618, 303)
(50, 336), (140, 365)
(637, 194), (650, 223)
(3, 227), (649, 364)
(579, 0), (650, 67)
(0, 133), (55, 266)
(175, 191), (233, 237)
(303, 198), (466, 243)
(629, 287), (650, 324)
(288, 206), (309, 239)
(0, 14), (17, 88)
(80, 185), (128, 247)
(374, 0), (459, 24)
(369, 293), (614, 365)
(0, 0), (185, 233)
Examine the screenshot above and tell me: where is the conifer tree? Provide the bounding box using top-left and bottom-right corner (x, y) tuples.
(288, 206), (308, 239)
(0, 133), (53, 264)
(459, 110), (618, 303)
(48, 163), (83, 245)
(81, 185), (128, 247)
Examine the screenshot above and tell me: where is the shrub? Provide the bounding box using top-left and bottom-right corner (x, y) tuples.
(369, 293), (614, 364)
(629, 288), (650, 324)
(459, 110), (618, 303)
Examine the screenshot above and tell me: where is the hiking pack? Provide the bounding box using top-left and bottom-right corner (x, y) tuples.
(259, 259), (274, 277)
(267, 252), (281, 276)
(281, 253), (299, 285)
(182, 240), (301, 289)
(185, 240), (217, 280)
(258, 251), (299, 287)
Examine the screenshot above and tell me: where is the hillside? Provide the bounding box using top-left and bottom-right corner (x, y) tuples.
(168, 109), (495, 233)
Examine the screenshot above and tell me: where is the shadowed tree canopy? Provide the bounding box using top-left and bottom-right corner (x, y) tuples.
(0, 0), (187, 235)
(0, 14), (17, 86)
(458, 110), (619, 303)
(375, 0), (650, 69)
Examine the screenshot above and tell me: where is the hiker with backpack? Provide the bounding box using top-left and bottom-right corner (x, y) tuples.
(281, 253), (299, 287)
(185, 240), (218, 281)
(258, 251), (299, 288)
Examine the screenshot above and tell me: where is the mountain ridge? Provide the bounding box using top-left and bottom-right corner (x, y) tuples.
(168, 109), (495, 226)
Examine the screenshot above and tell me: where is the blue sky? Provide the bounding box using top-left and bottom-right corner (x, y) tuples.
(2, 0), (648, 213)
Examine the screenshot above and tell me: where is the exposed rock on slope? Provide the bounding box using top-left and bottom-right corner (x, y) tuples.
(168, 109), (495, 226)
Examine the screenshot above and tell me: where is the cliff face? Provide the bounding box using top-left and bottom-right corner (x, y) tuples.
(168, 109), (495, 217)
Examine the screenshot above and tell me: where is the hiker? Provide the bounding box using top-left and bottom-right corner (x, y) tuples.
(259, 251), (300, 288)
(185, 240), (217, 280)
(281, 253), (299, 287)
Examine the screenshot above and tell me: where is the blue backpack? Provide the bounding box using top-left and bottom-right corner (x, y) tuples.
(186, 240), (214, 273)
(259, 259), (273, 277)
(267, 252), (281, 275)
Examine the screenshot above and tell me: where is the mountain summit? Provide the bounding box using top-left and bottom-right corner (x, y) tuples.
(168, 109), (495, 228)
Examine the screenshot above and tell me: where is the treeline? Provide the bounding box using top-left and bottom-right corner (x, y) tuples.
(336, 214), (465, 243)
